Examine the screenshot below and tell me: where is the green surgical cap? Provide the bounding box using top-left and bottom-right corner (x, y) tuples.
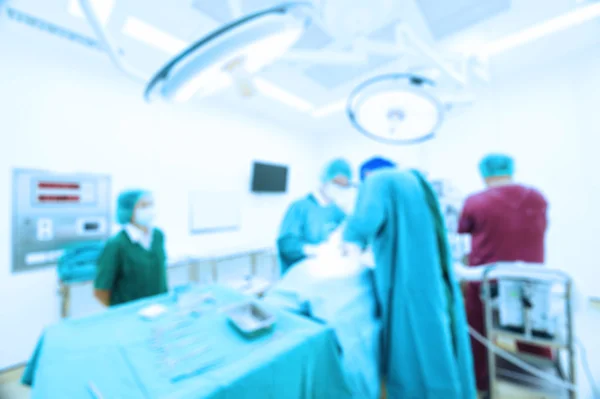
(321, 158), (352, 183)
(479, 154), (514, 179)
(116, 189), (150, 225)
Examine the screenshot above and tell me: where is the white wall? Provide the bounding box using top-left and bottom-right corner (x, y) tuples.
(0, 22), (321, 369)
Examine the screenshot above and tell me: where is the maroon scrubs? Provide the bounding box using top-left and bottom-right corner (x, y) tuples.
(458, 184), (552, 391)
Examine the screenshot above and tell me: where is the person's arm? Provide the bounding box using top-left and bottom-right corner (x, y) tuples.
(457, 198), (475, 235)
(342, 176), (386, 249)
(94, 238), (120, 307)
(94, 290), (110, 306)
(277, 202), (309, 266)
(155, 229), (169, 292)
(540, 191), (549, 231)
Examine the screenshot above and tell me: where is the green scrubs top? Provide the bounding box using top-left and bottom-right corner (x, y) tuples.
(94, 229), (168, 306)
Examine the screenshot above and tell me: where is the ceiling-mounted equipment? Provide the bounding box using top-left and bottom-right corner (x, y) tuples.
(4, 6), (101, 51)
(145, 2), (314, 103)
(320, 0), (395, 40)
(347, 74), (444, 145)
(474, 1), (600, 59)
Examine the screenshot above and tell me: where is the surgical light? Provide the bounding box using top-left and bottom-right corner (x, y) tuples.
(347, 74), (444, 145)
(145, 2), (314, 103)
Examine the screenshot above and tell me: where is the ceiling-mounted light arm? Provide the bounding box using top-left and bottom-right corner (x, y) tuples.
(396, 24), (468, 87)
(445, 52), (490, 84)
(354, 36), (411, 57)
(281, 25), (412, 66)
(466, 53), (491, 82)
(227, 0), (244, 19)
(280, 49), (368, 64)
(438, 92), (476, 106)
(78, 0), (146, 82)
(281, 36), (407, 65)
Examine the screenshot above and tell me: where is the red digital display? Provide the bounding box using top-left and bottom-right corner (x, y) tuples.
(38, 195), (80, 202)
(38, 182), (80, 189)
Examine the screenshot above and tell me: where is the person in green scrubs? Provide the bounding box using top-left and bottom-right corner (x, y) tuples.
(94, 190), (168, 307)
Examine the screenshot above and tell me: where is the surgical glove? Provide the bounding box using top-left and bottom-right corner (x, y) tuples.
(326, 225), (344, 248)
(305, 242), (344, 259)
(303, 244), (320, 257)
(453, 262), (485, 282)
(306, 245), (362, 278)
(341, 243), (361, 258)
(360, 249), (376, 268)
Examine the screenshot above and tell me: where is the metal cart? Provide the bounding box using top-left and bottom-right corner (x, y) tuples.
(481, 263), (576, 399)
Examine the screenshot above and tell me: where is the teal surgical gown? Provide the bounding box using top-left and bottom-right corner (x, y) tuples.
(277, 194), (345, 274)
(343, 170), (477, 399)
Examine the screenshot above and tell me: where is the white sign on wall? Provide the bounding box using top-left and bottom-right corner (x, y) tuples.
(189, 191), (242, 234)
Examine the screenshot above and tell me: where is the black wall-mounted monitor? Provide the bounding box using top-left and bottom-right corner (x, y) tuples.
(251, 162), (288, 193)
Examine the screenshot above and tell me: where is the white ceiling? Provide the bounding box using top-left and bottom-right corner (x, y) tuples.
(3, 0), (600, 130)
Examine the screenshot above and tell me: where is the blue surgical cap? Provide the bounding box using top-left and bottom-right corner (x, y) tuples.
(116, 189), (150, 225)
(479, 153), (514, 179)
(321, 158), (353, 183)
(360, 156), (397, 181)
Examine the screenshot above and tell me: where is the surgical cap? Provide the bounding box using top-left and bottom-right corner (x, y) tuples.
(360, 156), (397, 181)
(479, 153), (514, 179)
(116, 189), (150, 225)
(321, 158), (353, 183)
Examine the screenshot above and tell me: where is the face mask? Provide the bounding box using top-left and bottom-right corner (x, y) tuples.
(337, 188), (357, 214)
(324, 184), (356, 213)
(323, 183), (343, 202)
(134, 207), (155, 227)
